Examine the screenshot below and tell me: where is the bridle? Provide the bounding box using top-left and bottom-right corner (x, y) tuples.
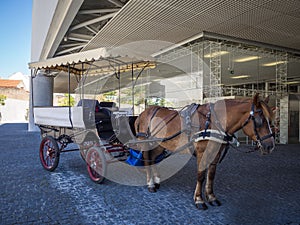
(242, 103), (274, 150)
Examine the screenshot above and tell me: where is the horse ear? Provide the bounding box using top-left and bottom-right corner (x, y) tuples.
(271, 107), (277, 120)
(253, 93), (260, 106)
(264, 95), (270, 104)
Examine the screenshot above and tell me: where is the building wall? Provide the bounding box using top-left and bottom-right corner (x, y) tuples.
(0, 99), (29, 123)
(0, 87), (29, 101)
(0, 87), (29, 123)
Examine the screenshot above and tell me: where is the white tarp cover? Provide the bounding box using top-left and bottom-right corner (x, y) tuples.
(28, 40), (176, 70)
(34, 106), (85, 128)
(29, 47), (109, 69)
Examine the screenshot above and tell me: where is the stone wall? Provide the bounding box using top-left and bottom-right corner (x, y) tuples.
(0, 88), (29, 122)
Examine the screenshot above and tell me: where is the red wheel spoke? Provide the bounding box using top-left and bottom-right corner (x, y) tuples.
(86, 147), (106, 184)
(39, 136), (60, 172)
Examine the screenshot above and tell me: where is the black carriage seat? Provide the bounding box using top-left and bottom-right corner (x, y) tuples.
(95, 102), (118, 140)
(77, 99), (101, 128)
(99, 101), (116, 108)
(99, 102), (119, 113)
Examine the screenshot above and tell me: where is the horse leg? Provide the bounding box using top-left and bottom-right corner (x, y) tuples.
(151, 146), (164, 190)
(151, 164), (160, 190)
(205, 150), (222, 206)
(193, 149), (208, 210)
(145, 145), (164, 192)
(194, 170), (208, 210)
(143, 149), (156, 193)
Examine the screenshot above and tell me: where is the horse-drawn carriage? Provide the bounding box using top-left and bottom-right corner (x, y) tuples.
(30, 43), (275, 210)
(36, 98), (137, 183)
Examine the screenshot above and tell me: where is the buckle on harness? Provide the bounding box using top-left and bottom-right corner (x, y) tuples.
(136, 132), (148, 138)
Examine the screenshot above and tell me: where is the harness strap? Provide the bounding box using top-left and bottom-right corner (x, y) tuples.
(179, 103), (200, 155)
(193, 129), (233, 164)
(148, 108), (178, 136)
(260, 132), (275, 141)
(241, 103), (274, 143)
(148, 107), (163, 136)
(194, 129), (233, 144)
(136, 107), (162, 138)
(135, 129), (185, 143)
(136, 132), (148, 138)
(161, 129), (185, 142)
(180, 103), (199, 136)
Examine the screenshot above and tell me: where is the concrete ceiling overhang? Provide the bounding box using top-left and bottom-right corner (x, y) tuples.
(41, 0), (300, 58)
(40, 0), (84, 60)
(71, 0), (300, 55)
(52, 0), (129, 57)
(31, 0), (300, 93)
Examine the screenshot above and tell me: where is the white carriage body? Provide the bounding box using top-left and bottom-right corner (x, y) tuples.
(34, 106), (86, 128)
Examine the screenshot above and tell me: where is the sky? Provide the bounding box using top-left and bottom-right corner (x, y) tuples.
(0, 0), (32, 78)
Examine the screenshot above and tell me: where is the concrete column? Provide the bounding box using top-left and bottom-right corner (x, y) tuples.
(279, 95), (289, 144)
(265, 82), (269, 97)
(28, 72), (54, 131)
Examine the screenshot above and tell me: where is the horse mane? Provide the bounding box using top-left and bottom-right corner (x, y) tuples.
(224, 98), (250, 105)
(222, 98), (251, 108)
(260, 100), (275, 121)
(221, 97), (274, 121)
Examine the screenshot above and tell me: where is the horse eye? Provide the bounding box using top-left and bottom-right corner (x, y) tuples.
(255, 117), (263, 128)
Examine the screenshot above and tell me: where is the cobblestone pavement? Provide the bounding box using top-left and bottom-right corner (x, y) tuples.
(0, 123), (300, 225)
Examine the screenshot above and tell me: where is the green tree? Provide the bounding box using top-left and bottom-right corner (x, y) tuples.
(58, 94), (75, 106)
(147, 97), (165, 106)
(0, 94), (6, 106)
(103, 91), (117, 99)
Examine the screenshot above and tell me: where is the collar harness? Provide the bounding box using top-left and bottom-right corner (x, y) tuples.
(194, 103), (235, 144)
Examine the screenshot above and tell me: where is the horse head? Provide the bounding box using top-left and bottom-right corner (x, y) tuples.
(241, 93), (275, 154)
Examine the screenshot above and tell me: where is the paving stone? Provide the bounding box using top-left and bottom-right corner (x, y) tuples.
(0, 123), (299, 224)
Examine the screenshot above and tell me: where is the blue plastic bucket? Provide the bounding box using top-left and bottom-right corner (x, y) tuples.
(126, 149), (144, 166)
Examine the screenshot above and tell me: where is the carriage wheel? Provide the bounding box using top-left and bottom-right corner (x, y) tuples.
(79, 131), (99, 162)
(39, 136), (60, 172)
(86, 147), (106, 184)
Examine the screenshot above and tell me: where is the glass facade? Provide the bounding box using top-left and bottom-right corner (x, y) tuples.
(57, 39), (299, 144)
(151, 39), (300, 144)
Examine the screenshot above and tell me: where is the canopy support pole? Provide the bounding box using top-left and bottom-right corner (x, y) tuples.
(68, 64), (73, 128)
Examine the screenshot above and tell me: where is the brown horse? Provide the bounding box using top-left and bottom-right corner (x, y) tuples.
(134, 93), (275, 210)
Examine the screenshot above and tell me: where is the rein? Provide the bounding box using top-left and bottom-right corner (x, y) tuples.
(193, 101), (273, 161)
(134, 100), (274, 164)
(134, 104), (200, 159)
(136, 104), (199, 143)
(150, 109), (180, 138)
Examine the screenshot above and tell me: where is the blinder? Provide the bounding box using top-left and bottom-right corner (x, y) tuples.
(242, 103), (274, 148)
(252, 109), (263, 128)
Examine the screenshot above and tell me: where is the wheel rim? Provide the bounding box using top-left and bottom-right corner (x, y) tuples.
(40, 137), (58, 170)
(87, 148), (104, 182)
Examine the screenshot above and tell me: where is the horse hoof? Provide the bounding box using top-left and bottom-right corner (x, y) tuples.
(209, 199), (221, 206)
(154, 183), (160, 190)
(148, 187), (157, 193)
(195, 203), (208, 210)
